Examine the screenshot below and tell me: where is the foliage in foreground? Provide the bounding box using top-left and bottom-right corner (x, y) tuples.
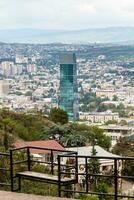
(112, 137), (134, 176)
(78, 193), (99, 200)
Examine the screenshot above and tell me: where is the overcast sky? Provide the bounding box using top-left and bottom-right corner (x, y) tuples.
(1, 0), (134, 30)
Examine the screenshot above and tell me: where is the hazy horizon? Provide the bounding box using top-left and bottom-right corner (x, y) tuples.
(1, 27), (134, 44)
(0, 25), (134, 31)
(1, 0), (134, 43)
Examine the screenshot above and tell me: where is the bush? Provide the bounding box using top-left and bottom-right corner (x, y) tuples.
(78, 193), (99, 200)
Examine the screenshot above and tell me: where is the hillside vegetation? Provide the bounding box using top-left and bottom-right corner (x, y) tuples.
(0, 108), (111, 151)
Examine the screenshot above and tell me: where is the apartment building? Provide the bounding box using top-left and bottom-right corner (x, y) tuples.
(79, 110), (119, 123)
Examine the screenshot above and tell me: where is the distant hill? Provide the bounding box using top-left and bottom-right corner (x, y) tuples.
(1, 27), (134, 44)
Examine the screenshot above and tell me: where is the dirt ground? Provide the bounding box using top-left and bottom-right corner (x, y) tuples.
(0, 191), (76, 200)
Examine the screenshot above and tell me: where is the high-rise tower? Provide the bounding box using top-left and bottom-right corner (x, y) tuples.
(59, 53), (78, 121)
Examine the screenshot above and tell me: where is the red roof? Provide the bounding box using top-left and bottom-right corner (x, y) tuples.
(14, 140), (65, 154)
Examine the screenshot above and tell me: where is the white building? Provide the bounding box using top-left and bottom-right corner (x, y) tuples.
(79, 110), (119, 123)
(99, 125), (133, 146)
(15, 55), (28, 64)
(0, 80), (10, 95)
(1, 61), (14, 77)
(27, 64), (37, 73)
(66, 145), (122, 185)
(96, 89), (116, 100)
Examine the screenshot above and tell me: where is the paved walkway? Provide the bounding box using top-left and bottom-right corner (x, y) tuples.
(0, 191), (76, 200)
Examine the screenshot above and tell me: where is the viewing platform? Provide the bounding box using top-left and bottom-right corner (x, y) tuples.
(0, 191), (76, 200)
(0, 145), (134, 199)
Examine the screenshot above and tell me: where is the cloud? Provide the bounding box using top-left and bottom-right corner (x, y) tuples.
(76, 3), (96, 14)
(121, 0), (134, 14)
(0, 0), (134, 29)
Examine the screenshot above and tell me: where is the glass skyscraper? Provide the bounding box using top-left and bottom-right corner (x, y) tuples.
(59, 53), (78, 121)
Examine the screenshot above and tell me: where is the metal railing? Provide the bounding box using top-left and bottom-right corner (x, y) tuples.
(58, 154), (134, 199)
(0, 152), (11, 188)
(10, 146), (77, 191)
(0, 147), (134, 200)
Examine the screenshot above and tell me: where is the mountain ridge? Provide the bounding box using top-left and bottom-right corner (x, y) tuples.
(1, 27), (134, 44)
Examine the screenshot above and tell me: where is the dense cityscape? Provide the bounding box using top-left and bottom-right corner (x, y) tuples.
(1, 1), (134, 199)
(0, 43), (134, 146)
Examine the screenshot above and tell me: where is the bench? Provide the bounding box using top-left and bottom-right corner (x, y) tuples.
(16, 171), (77, 191)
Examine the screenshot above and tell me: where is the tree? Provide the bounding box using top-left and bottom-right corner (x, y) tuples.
(15, 91), (22, 96)
(112, 95), (118, 101)
(105, 119), (117, 125)
(117, 103), (124, 110)
(112, 137), (134, 176)
(97, 104), (108, 112)
(49, 107), (68, 124)
(0, 109), (50, 142)
(94, 182), (112, 200)
(41, 124), (67, 143)
(25, 91), (32, 96)
(88, 147), (100, 190)
(86, 126), (111, 150)
(61, 131), (87, 147)
(119, 119), (127, 125)
(88, 102), (96, 112)
(0, 118), (15, 151)
(59, 123), (111, 150)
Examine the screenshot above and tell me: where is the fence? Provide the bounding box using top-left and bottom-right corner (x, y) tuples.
(0, 152), (11, 188)
(9, 146), (77, 192)
(0, 147), (134, 199)
(58, 154), (134, 200)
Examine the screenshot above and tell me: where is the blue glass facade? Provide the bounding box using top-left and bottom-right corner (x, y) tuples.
(59, 53), (78, 121)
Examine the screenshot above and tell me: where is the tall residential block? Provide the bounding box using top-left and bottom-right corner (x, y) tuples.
(0, 80), (10, 95)
(59, 53), (78, 120)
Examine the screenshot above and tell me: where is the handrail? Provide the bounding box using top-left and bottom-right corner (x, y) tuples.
(0, 152), (11, 189)
(59, 154), (134, 160)
(11, 145), (73, 153)
(0, 152), (10, 156)
(1, 146), (134, 199)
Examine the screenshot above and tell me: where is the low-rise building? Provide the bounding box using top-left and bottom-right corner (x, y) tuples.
(99, 125), (133, 146)
(96, 89), (116, 99)
(79, 110), (119, 123)
(14, 139), (65, 163)
(66, 145), (122, 186)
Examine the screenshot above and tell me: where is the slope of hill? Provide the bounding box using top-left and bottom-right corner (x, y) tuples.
(0, 109), (55, 143)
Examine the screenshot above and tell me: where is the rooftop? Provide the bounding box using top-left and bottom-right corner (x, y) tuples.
(67, 145), (119, 158)
(14, 139), (65, 154)
(100, 125), (133, 131)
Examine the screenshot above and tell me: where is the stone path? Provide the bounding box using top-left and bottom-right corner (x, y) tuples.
(0, 191), (76, 200)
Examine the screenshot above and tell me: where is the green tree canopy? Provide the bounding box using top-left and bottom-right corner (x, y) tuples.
(112, 137), (134, 176)
(49, 107), (68, 124)
(112, 95), (118, 101)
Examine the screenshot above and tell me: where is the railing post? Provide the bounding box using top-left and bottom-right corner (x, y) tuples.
(27, 147), (31, 171)
(51, 150), (54, 175)
(58, 155), (61, 197)
(75, 152), (78, 183)
(10, 149), (14, 192)
(114, 158), (118, 200)
(85, 157), (88, 193)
